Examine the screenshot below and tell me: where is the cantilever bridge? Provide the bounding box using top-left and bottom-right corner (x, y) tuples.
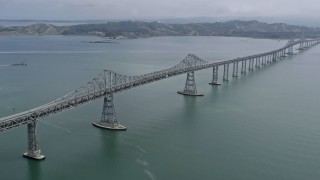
(0, 38), (319, 160)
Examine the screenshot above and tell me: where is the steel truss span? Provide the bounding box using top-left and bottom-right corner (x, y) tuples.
(0, 38), (319, 160)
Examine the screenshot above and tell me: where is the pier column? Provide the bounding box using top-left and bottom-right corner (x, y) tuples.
(261, 56), (266, 66)
(255, 57), (260, 68)
(266, 55), (268, 64)
(307, 41), (311, 48)
(223, 64), (229, 81)
(23, 121), (45, 160)
(249, 59), (254, 71)
(288, 46), (293, 55)
(299, 42), (304, 50)
(306, 41), (310, 48)
(282, 50), (286, 58)
(267, 54), (271, 64)
(272, 53), (277, 62)
(178, 71), (203, 96)
(232, 62), (239, 77)
(209, 66), (221, 85)
(92, 93), (127, 130)
(241, 60), (247, 74)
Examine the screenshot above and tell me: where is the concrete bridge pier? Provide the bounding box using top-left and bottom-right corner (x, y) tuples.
(281, 50), (286, 58)
(223, 64), (229, 81)
(255, 57), (261, 68)
(279, 51), (282, 59)
(298, 42), (305, 50)
(249, 59), (254, 71)
(306, 41), (310, 48)
(288, 46), (293, 55)
(266, 55), (270, 64)
(261, 56), (266, 66)
(209, 66), (221, 85)
(93, 93), (127, 130)
(272, 53), (277, 62)
(232, 62), (239, 77)
(241, 60), (247, 74)
(269, 54), (273, 63)
(23, 121), (45, 160)
(178, 71), (203, 96)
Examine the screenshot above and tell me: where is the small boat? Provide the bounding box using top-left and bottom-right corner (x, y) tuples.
(11, 60), (27, 67)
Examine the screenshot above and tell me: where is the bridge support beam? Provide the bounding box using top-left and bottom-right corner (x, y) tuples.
(178, 71), (203, 96)
(241, 60), (247, 74)
(232, 62), (238, 77)
(93, 93), (127, 130)
(223, 64), (229, 81)
(23, 121), (45, 160)
(209, 66), (221, 85)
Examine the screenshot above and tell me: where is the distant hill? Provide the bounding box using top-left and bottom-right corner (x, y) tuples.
(0, 20), (319, 39)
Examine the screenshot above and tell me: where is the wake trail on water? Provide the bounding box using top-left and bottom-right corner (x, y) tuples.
(144, 170), (157, 180)
(0, 65), (10, 66)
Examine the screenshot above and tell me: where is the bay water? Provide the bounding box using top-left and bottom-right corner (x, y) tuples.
(0, 36), (320, 180)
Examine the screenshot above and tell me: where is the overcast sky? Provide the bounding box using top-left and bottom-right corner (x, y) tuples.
(0, 0), (319, 20)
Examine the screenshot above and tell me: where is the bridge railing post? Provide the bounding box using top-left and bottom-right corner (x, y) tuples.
(178, 71), (203, 96)
(23, 121), (45, 160)
(93, 93), (127, 130)
(209, 66), (221, 85)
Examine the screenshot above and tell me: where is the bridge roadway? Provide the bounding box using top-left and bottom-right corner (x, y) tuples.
(0, 39), (319, 132)
(0, 38), (319, 160)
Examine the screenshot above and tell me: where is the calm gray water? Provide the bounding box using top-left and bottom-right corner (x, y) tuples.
(0, 36), (320, 180)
